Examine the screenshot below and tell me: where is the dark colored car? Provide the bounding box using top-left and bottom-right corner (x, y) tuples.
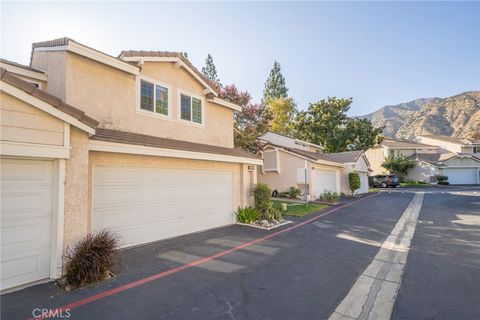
(369, 174), (400, 188)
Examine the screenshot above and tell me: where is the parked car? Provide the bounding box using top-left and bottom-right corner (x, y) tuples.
(369, 175), (400, 188)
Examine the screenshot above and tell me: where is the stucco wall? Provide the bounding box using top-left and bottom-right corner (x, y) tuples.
(87, 152), (250, 231)
(0, 92), (65, 146)
(258, 150), (310, 194)
(406, 161), (438, 182)
(63, 127), (90, 250)
(365, 147), (386, 175)
(31, 51), (67, 100)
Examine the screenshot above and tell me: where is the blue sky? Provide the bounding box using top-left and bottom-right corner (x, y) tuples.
(1, 1), (479, 115)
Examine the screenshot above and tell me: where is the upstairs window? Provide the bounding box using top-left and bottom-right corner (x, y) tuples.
(180, 93), (203, 124)
(140, 80), (169, 116)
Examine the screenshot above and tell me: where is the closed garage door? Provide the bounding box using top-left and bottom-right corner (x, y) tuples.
(1, 158), (53, 290)
(442, 168), (479, 185)
(93, 166), (234, 248)
(315, 169), (338, 198)
(359, 172), (369, 194)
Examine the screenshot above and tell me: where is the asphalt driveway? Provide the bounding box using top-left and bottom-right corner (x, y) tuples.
(1, 192), (414, 320)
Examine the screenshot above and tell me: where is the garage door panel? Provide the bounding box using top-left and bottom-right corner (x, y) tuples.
(93, 166), (234, 248)
(1, 188), (53, 219)
(93, 207), (142, 229)
(1, 158), (53, 290)
(94, 167), (142, 186)
(442, 168), (478, 185)
(315, 169), (338, 197)
(93, 186), (143, 209)
(1, 159), (53, 187)
(1, 246), (51, 290)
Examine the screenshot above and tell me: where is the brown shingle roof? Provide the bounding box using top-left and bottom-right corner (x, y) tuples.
(417, 135), (479, 145)
(91, 128), (259, 160)
(0, 58), (46, 74)
(120, 50), (219, 94)
(410, 152), (480, 165)
(0, 68), (98, 130)
(380, 138), (436, 149)
(31, 37), (139, 71)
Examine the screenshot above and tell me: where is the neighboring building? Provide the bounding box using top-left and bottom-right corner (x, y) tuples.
(0, 38), (262, 291)
(415, 135), (480, 155)
(257, 132), (371, 198)
(365, 138), (439, 176)
(365, 137), (480, 184)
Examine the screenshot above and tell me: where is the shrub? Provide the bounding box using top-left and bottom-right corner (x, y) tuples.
(381, 156), (416, 181)
(277, 191), (289, 198)
(348, 172), (361, 196)
(318, 191), (341, 204)
(438, 181), (450, 185)
(287, 186), (301, 199)
(253, 184), (282, 221)
(434, 175), (448, 182)
(64, 230), (119, 289)
(254, 183), (272, 213)
(236, 207), (260, 223)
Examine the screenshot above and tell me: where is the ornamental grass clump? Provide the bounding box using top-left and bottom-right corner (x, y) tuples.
(236, 207), (260, 224)
(64, 230), (119, 289)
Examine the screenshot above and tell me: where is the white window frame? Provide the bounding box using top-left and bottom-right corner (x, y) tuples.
(177, 89), (205, 127)
(136, 75), (172, 119)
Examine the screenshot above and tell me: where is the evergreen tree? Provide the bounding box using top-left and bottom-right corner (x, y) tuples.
(202, 54), (220, 83)
(263, 60), (288, 101)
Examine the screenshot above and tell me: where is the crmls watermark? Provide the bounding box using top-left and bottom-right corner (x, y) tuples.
(32, 308), (71, 319)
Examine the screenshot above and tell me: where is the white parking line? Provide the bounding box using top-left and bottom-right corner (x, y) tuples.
(329, 192), (425, 320)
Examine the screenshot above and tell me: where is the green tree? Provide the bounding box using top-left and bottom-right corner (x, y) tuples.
(263, 60), (288, 101)
(381, 156), (416, 181)
(219, 84), (270, 152)
(201, 54), (220, 83)
(292, 97), (382, 153)
(265, 97), (297, 135)
(345, 118), (384, 151)
(348, 172), (361, 196)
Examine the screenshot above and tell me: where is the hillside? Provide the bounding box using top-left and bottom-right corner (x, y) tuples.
(359, 91), (480, 139)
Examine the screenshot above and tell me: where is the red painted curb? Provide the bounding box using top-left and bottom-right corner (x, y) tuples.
(29, 193), (379, 320)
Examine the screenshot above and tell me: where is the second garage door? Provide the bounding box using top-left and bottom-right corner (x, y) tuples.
(441, 168), (479, 185)
(314, 169), (338, 198)
(93, 166), (234, 248)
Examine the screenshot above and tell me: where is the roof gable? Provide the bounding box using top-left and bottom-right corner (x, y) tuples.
(1, 68), (98, 133)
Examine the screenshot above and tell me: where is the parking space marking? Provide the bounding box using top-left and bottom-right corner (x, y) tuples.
(29, 194), (380, 320)
(329, 192), (424, 320)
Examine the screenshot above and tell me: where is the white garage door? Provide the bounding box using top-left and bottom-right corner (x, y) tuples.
(315, 169), (338, 198)
(359, 172), (369, 194)
(1, 158), (53, 290)
(442, 168), (479, 185)
(93, 166), (234, 248)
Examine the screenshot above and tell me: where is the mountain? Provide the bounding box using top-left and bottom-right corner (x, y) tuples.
(359, 91), (480, 140)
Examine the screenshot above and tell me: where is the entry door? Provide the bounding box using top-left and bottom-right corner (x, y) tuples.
(93, 166), (234, 248)
(1, 158), (54, 290)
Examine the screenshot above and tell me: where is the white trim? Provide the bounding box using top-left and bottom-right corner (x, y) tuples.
(177, 89), (205, 128)
(1, 81), (96, 134)
(0, 141), (70, 158)
(135, 75), (173, 120)
(0, 62), (47, 81)
(51, 159), (65, 279)
(120, 56), (217, 96)
(34, 42), (139, 75)
(63, 123), (70, 147)
(89, 140), (263, 165)
(207, 97), (242, 112)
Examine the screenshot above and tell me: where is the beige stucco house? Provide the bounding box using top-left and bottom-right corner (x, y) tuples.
(365, 137), (480, 184)
(257, 132), (371, 198)
(0, 38), (262, 291)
